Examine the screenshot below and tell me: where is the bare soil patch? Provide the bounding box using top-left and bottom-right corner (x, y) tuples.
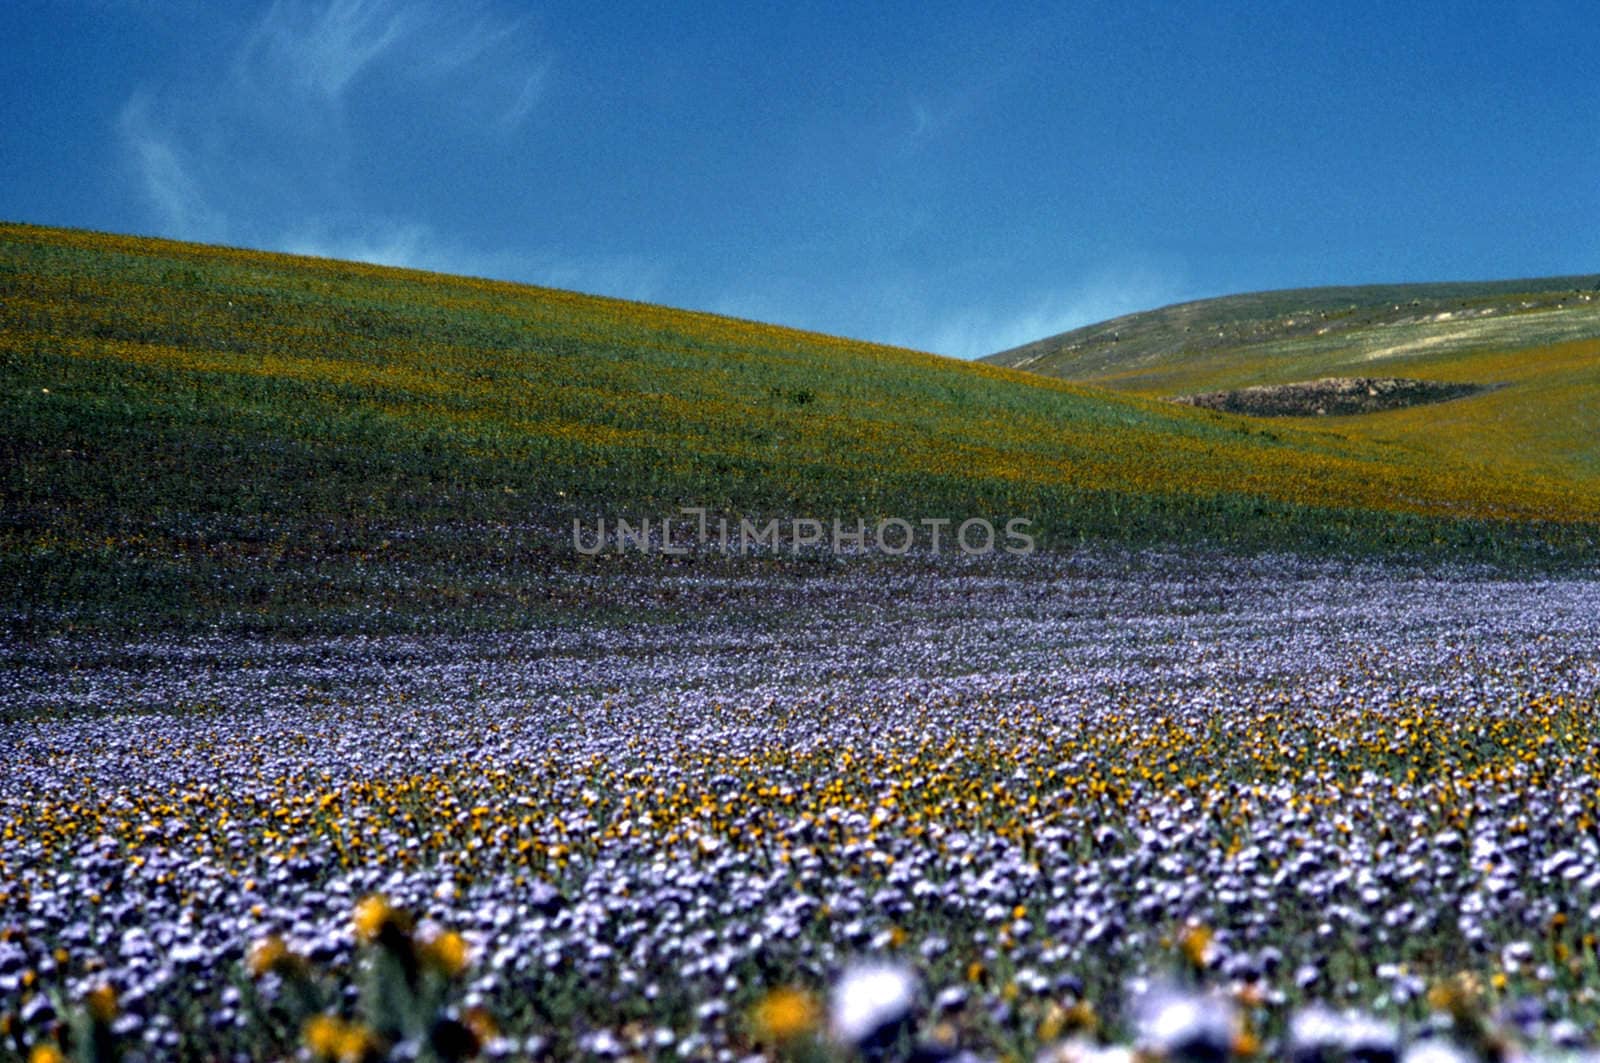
(1173, 376), (1485, 416)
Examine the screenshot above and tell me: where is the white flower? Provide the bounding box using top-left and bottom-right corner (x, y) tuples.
(830, 962), (917, 1048)
(1290, 1004), (1345, 1055)
(1037, 1039), (1136, 1063)
(1135, 985), (1234, 1061)
(1341, 1012), (1399, 1057)
(1401, 1040), (1474, 1063)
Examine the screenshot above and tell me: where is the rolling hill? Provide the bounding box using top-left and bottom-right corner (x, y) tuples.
(984, 277), (1600, 490)
(3, 224), (1597, 634)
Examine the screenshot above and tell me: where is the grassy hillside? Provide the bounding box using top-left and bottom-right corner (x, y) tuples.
(3, 224), (1596, 634)
(983, 277), (1600, 488)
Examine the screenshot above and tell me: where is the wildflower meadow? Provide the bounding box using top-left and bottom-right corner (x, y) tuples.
(8, 554), (1600, 1061)
(5, 225), (1600, 1061)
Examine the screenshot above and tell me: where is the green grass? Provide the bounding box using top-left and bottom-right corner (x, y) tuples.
(985, 276), (1600, 381)
(3, 223), (1597, 636)
(982, 276), (1600, 488)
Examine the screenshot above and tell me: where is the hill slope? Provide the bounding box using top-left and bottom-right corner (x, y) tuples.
(3, 225), (1596, 633)
(983, 277), (1600, 488)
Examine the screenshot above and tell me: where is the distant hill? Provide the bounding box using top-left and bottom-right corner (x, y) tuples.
(984, 276), (1600, 488)
(3, 225), (1597, 633)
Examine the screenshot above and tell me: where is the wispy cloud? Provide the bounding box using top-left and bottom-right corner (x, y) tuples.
(241, 0), (420, 101)
(714, 266), (1194, 360)
(117, 0), (558, 285)
(280, 217), (666, 302)
(498, 67), (549, 133)
(914, 269), (1194, 359)
(233, 0), (541, 113)
(118, 94), (228, 243)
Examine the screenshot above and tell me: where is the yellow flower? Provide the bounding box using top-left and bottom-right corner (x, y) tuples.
(303, 1015), (345, 1057)
(750, 986), (820, 1043)
(1038, 1002), (1069, 1043)
(336, 1022), (378, 1063)
(85, 983), (118, 1024)
(1426, 972), (1483, 1019)
(352, 894), (395, 943)
(420, 929), (470, 978)
(1178, 922), (1213, 969)
(247, 935), (288, 977)
(463, 1005), (500, 1044)
(1065, 1000), (1098, 1036)
(28, 1046), (66, 1063)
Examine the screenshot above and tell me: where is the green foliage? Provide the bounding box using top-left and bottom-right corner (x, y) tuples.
(2, 223), (1596, 638)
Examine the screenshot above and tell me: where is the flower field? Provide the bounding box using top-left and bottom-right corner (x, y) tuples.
(7, 553), (1600, 1060)
(6, 225), (1600, 1060)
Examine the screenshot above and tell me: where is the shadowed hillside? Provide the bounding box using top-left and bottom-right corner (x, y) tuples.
(4, 225), (1597, 634)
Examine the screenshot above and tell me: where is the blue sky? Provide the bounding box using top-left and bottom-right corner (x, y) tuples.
(4, 1), (1597, 357)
